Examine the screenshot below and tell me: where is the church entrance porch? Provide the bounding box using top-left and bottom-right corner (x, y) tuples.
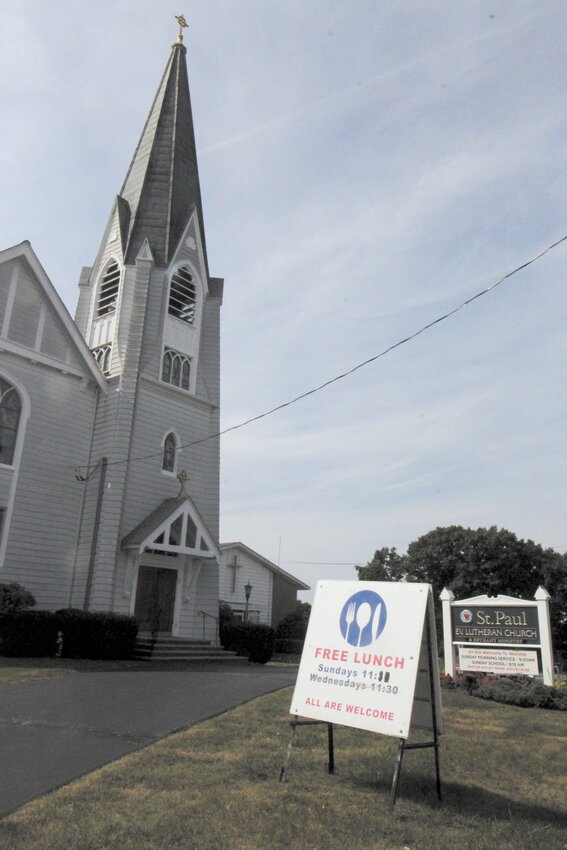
(133, 565), (177, 634)
(122, 493), (221, 641)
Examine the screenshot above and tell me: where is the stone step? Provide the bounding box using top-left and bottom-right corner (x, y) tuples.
(135, 645), (228, 657)
(134, 653), (242, 662)
(134, 633), (237, 662)
(136, 639), (211, 649)
(137, 633), (210, 643)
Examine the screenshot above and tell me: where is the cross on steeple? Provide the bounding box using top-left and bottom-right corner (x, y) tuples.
(175, 14), (188, 44)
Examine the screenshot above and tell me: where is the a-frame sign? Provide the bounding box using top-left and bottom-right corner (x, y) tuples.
(281, 581), (443, 806)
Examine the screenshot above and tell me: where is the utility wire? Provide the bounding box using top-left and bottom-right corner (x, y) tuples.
(72, 233), (567, 478)
(284, 561), (360, 566)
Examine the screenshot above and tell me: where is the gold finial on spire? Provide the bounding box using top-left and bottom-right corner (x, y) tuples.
(175, 14), (188, 45)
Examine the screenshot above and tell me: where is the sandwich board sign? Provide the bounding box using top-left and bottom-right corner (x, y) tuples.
(285, 581), (443, 805)
(290, 580), (443, 739)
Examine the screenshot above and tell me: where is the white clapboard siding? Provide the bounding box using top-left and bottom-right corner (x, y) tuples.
(220, 545), (273, 625)
(1, 357), (98, 609)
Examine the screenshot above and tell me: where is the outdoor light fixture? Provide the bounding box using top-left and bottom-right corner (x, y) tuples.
(244, 581), (252, 622)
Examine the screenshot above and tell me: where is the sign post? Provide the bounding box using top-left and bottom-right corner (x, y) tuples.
(282, 581), (443, 806)
(441, 586), (554, 685)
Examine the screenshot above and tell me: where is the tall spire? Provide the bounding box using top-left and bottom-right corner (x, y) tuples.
(119, 19), (208, 274)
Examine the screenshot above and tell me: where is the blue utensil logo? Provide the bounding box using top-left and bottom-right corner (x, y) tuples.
(340, 590), (387, 648)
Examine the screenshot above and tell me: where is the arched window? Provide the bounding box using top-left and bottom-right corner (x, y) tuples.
(162, 432), (177, 473)
(162, 348), (191, 391)
(96, 261), (121, 318)
(168, 265), (196, 324)
(0, 379), (22, 466)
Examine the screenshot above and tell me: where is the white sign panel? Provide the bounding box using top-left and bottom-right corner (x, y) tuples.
(458, 646), (539, 677)
(290, 581), (442, 739)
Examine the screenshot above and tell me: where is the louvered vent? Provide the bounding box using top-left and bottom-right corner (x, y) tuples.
(96, 262), (121, 318)
(168, 266), (196, 324)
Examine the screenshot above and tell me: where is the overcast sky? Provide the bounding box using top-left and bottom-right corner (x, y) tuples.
(2, 2), (566, 602)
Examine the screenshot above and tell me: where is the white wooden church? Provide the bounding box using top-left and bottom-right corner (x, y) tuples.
(0, 27), (223, 642)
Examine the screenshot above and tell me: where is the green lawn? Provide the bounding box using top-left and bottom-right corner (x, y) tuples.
(0, 687), (565, 850)
(0, 667), (65, 686)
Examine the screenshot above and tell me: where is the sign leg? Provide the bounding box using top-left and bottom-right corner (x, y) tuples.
(279, 719), (297, 782)
(425, 613), (442, 802)
(327, 723), (334, 774)
(389, 739), (405, 809)
(434, 737), (442, 801)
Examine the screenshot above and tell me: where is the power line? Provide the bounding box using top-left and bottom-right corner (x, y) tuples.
(284, 561), (360, 566)
(72, 232), (567, 478)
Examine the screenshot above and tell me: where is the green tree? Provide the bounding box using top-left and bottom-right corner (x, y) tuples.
(275, 601), (312, 640)
(0, 583), (35, 612)
(356, 547), (405, 582)
(357, 526), (567, 662)
(404, 526), (561, 601)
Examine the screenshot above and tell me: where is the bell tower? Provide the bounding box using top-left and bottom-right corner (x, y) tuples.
(71, 20), (223, 641)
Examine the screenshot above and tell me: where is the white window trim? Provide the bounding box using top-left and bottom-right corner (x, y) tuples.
(168, 264), (197, 326)
(161, 347), (192, 392)
(0, 371), (30, 568)
(160, 429), (181, 477)
(1, 261), (19, 338)
(167, 260), (201, 326)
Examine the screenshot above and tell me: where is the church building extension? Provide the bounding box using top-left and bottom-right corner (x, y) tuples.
(0, 27), (223, 641)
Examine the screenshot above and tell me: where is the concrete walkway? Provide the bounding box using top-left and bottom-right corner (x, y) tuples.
(0, 661), (297, 817)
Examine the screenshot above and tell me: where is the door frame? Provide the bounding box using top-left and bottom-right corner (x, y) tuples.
(130, 554), (184, 636)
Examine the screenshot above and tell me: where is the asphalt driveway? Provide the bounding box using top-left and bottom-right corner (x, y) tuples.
(0, 661), (297, 817)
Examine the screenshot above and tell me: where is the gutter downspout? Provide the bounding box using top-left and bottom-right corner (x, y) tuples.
(83, 457), (108, 610)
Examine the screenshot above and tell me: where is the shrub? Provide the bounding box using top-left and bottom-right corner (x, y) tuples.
(474, 677), (567, 710)
(219, 602), (234, 648)
(221, 622), (275, 663)
(275, 602), (311, 641)
(221, 623), (253, 655)
(246, 623), (275, 664)
(57, 609), (138, 660)
(0, 610), (59, 657)
(219, 622), (243, 652)
(0, 583), (36, 613)
(274, 638), (305, 655)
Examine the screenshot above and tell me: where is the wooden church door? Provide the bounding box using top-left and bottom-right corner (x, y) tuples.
(134, 566), (177, 633)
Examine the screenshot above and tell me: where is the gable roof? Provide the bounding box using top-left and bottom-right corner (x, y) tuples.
(220, 542), (310, 590)
(123, 494), (220, 559)
(0, 241), (107, 391)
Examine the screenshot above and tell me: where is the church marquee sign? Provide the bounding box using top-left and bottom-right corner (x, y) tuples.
(441, 588), (554, 685)
(451, 603), (540, 645)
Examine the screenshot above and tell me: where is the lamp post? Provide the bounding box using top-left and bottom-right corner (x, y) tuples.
(244, 581), (252, 623)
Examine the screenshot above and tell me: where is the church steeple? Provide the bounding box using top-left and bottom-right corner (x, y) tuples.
(119, 21), (208, 274)
(67, 19), (223, 637)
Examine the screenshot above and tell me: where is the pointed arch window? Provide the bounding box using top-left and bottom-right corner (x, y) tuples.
(162, 432), (178, 474)
(168, 265), (196, 324)
(96, 261), (121, 318)
(162, 348), (191, 391)
(0, 379), (22, 466)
